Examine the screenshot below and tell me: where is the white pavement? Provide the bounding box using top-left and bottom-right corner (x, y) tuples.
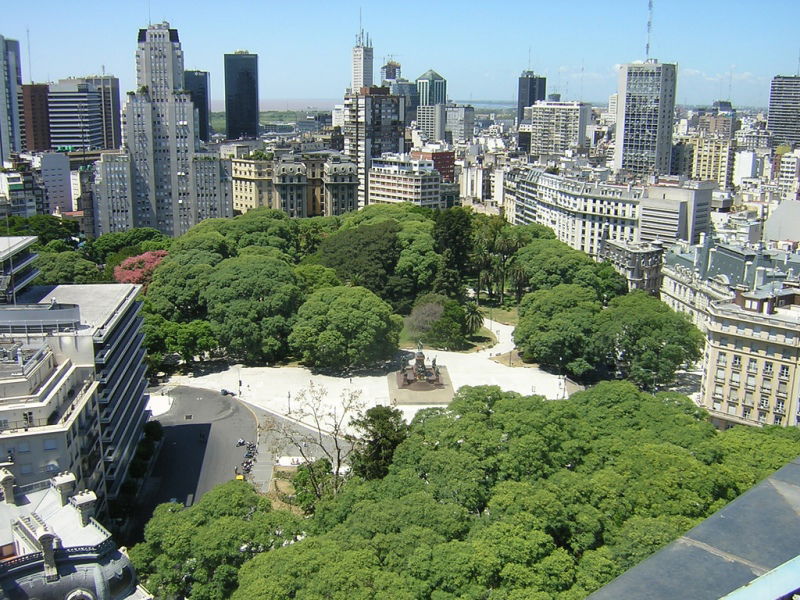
(166, 318), (566, 433)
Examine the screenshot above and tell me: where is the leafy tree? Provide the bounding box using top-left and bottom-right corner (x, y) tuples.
(594, 291), (704, 388)
(316, 220), (402, 299)
(85, 227), (167, 263)
(433, 207), (473, 274)
(130, 480), (302, 600)
(201, 255), (301, 363)
(35, 251), (103, 285)
(6, 214), (79, 248)
(410, 294), (468, 349)
(113, 250), (168, 290)
(289, 286), (401, 370)
(349, 405), (409, 480)
(292, 263), (341, 296)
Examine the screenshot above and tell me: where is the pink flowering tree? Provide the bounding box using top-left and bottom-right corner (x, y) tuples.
(113, 250), (168, 292)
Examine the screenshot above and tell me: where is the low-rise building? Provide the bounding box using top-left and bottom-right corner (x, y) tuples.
(598, 237), (664, 295)
(0, 469), (152, 599)
(700, 283), (800, 428)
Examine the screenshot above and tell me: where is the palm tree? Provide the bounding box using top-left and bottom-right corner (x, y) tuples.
(464, 302), (484, 335)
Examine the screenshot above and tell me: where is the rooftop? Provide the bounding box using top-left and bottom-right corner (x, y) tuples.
(0, 478), (108, 549)
(588, 455), (800, 600)
(14, 284), (140, 337)
(0, 237), (36, 263)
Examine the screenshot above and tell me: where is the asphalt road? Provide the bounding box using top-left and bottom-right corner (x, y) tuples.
(127, 385), (340, 544)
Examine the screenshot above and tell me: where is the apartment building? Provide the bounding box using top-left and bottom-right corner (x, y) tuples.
(0, 239), (148, 516)
(367, 153), (442, 208)
(524, 100), (590, 156)
(690, 136), (735, 190)
(701, 283), (800, 429)
(506, 167), (712, 257)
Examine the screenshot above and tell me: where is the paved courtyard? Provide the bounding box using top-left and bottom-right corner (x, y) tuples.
(163, 318), (571, 434)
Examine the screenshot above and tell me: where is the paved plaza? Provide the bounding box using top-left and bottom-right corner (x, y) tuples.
(164, 318), (571, 434)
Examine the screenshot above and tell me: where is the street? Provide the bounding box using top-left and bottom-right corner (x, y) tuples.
(129, 385), (338, 544)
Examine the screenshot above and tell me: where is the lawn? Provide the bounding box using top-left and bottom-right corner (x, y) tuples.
(399, 323), (497, 352)
(482, 304), (519, 326)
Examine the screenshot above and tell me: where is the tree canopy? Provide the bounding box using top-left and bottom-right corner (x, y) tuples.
(125, 382), (800, 600)
(289, 286), (401, 370)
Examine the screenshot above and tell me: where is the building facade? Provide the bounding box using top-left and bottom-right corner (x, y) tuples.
(47, 79), (105, 150)
(184, 70), (210, 142)
(224, 52), (258, 140)
(700, 284), (800, 429)
(367, 153), (442, 208)
(416, 104), (445, 142)
(517, 70), (546, 127)
(93, 22), (232, 237)
(416, 70), (447, 106)
(78, 75), (122, 150)
(351, 30), (373, 90)
(613, 60), (677, 176)
(507, 167), (711, 256)
(0, 35), (22, 163)
(444, 104), (475, 143)
(690, 135), (735, 190)
(525, 100), (590, 156)
(768, 75), (800, 147)
(342, 87), (405, 207)
(20, 84), (50, 152)
(598, 237), (664, 295)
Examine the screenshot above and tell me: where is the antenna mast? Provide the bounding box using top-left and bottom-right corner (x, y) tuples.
(645, 0), (653, 60)
(25, 28), (32, 83)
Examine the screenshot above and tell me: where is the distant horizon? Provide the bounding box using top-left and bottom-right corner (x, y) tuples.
(2, 0), (795, 108)
(211, 99), (769, 113)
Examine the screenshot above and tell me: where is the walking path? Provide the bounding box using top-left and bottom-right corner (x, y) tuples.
(166, 318), (569, 433)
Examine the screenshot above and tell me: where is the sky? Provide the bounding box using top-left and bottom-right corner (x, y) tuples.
(3, 0), (799, 109)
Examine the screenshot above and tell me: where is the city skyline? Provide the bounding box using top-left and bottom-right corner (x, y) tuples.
(2, 0), (798, 109)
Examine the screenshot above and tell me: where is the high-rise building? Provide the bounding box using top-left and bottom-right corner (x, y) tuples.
(343, 87), (405, 207)
(524, 100), (591, 156)
(517, 71), (546, 127)
(93, 22), (231, 237)
(80, 75), (122, 149)
(47, 79), (105, 150)
(184, 70), (211, 141)
(40, 152), (72, 213)
(352, 30), (373, 90)
(767, 76), (800, 148)
(380, 59), (400, 84)
(613, 60), (677, 176)
(20, 84), (50, 152)
(690, 136), (735, 190)
(0, 35), (22, 163)
(416, 104), (446, 142)
(416, 70), (447, 106)
(224, 52), (258, 139)
(444, 104), (475, 143)
(389, 79), (419, 125)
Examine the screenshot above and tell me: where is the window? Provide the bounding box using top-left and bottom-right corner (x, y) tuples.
(732, 355), (742, 368)
(747, 359), (758, 373)
(17, 441), (30, 453)
(19, 463), (32, 475)
(764, 362), (774, 375)
(746, 375), (756, 389)
(43, 439), (57, 451)
(715, 368), (726, 381)
(779, 365), (790, 379)
(743, 407), (751, 419)
(717, 353), (727, 366)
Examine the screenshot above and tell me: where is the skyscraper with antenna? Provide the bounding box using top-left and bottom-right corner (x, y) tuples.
(352, 27), (373, 91)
